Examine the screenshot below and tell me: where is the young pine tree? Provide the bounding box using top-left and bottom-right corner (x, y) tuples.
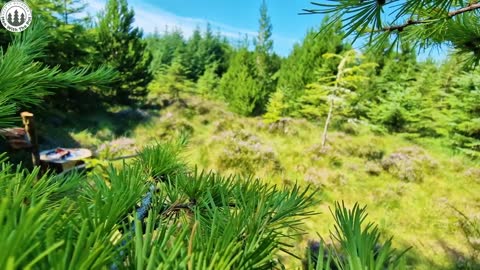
(197, 63), (220, 97)
(0, 22), (116, 127)
(263, 90), (289, 123)
(96, 0), (152, 105)
(146, 28), (186, 73)
(276, 18), (348, 115)
(219, 48), (259, 116)
(307, 50), (376, 150)
(254, 0), (277, 113)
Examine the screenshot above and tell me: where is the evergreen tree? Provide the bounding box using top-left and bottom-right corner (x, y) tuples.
(253, 0), (276, 113)
(303, 0), (480, 64)
(197, 62), (220, 97)
(184, 27), (204, 81)
(263, 90), (289, 123)
(200, 24), (231, 77)
(218, 48), (259, 116)
(96, 0), (152, 105)
(276, 18), (348, 115)
(149, 54), (191, 100)
(445, 66), (480, 157)
(304, 50), (376, 149)
(147, 28), (186, 73)
(0, 23), (116, 127)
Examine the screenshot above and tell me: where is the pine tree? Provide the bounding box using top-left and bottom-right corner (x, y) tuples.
(147, 28), (186, 73)
(445, 66), (480, 157)
(198, 24), (232, 78)
(184, 27), (204, 81)
(149, 53), (192, 101)
(197, 62), (220, 97)
(96, 0), (152, 105)
(0, 22), (116, 127)
(263, 90), (289, 123)
(254, 0), (276, 114)
(307, 50), (376, 149)
(303, 0), (480, 64)
(218, 48), (258, 116)
(276, 18), (348, 115)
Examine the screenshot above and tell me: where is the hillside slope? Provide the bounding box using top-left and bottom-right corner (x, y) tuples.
(40, 95), (480, 269)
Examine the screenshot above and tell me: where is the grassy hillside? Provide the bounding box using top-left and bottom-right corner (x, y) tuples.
(39, 94), (480, 269)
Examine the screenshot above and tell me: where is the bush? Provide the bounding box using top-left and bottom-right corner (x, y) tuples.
(212, 130), (282, 174)
(156, 112), (195, 139)
(464, 168), (480, 183)
(365, 161), (382, 176)
(381, 147), (438, 182)
(342, 139), (385, 161)
(96, 137), (137, 159)
(303, 168), (330, 187)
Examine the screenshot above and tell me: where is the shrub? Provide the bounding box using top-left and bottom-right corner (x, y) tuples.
(336, 119), (362, 136)
(265, 117), (300, 136)
(154, 112), (195, 139)
(96, 137), (137, 159)
(303, 168), (330, 187)
(365, 161), (382, 176)
(464, 168), (480, 183)
(455, 208), (480, 269)
(342, 139), (385, 161)
(381, 147), (438, 182)
(212, 130), (282, 174)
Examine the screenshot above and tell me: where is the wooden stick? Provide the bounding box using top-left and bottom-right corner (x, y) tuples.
(21, 112), (40, 167)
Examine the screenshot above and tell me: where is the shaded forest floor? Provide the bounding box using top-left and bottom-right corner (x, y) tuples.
(35, 94), (480, 269)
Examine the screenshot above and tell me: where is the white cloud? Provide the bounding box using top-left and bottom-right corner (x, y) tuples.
(83, 0), (298, 55)
(85, 0), (255, 38)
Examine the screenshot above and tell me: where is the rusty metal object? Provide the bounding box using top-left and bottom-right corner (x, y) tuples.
(0, 127), (32, 150)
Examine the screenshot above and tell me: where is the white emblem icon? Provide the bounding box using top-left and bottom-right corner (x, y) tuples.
(0, 0), (32, 32)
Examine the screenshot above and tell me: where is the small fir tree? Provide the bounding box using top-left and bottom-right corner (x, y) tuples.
(96, 0), (152, 105)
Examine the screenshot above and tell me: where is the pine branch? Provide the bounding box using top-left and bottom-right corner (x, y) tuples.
(383, 2), (480, 32)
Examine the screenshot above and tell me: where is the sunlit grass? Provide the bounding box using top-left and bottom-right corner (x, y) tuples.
(64, 94), (480, 269)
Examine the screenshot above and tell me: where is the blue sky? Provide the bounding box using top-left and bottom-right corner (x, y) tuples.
(86, 0), (326, 56)
(85, 0), (447, 60)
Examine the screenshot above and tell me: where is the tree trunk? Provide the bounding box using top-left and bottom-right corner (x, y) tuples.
(321, 97), (334, 151)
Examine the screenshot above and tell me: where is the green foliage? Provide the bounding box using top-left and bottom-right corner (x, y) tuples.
(253, 0), (278, 112)
(218, 48), (260, 116)
(298, 83), (330, 120)
(147, 29), (186, 72)
(276, 18), (349, 114)
(149, 55), (193, 100)
(147, 24), (231, 82)
(264, 90), (289, 123)
(303, 0), (480, 63)
(455, 208), (480, 269)
(446, 67), (480, 157)
(298, 50), (375, 121)
(137, 138), (187, 180)
(95, 0), (153, 105)
(196, 62), (220, 97)
(0, 22), (116, 127)
(0, 140), (318, 269)
(305, 202), (408, 270)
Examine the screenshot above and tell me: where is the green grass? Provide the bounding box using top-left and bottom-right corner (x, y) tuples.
(44, 94), (480, 269)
